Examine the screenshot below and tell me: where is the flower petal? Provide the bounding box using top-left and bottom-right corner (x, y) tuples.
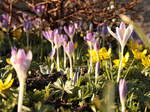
(107, 27), (117, 39)
(26, 50), (33, 61)
(123, 25), (133, 46)
(4, 73), (12, 85)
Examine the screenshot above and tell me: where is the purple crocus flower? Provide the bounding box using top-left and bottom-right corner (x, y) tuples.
(32, 4), (46, 16)
(54, 34), (64, 48)
(10, 47), (32, 112)
(32, 18), (42, 29)
(131, 30), (139, 40)
(93, 38), (100, 51)
(53, 29), (59, 35)
(23, 20), (33, 32)
(0, 13), (10, 29)
(73, 70), (79, 85)
(101, 23), (108, 36)
(64, 41), (74, 56)
(64, 24), (75, 39)
(42, 30), (54, 43)
(119, 79), (127, 112)
(84, 32), (96, 43)
(10, 47), (32, 77)
(60, 34), (68, 45)
(96, 23), (108, 35)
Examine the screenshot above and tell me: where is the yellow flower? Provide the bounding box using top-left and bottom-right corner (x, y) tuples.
(113, 52), (129, 68)
(6, 58), (12, 65)
(80, 33), (84, 37)
(11, 28), (22, 38)
(132, 49), (147, 59)
(88, 49), (99, 63)
(128, 40), (143, 50)
(74, 42), (78, 49)
(88, 48), (112, 63)
(98, 48), (111, 60)
(0, 73), (14, 93)
(142, 55), (150, 67)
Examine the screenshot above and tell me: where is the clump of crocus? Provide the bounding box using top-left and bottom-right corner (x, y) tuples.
(0, 73), (14, 93)
(119, 79), (127, 112)
(64, 41), (74, 79)
(10, 48), (32, 112)
(107, 22), (133, 82)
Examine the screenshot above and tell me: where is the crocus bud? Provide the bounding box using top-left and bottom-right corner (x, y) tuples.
(119, 79), (127, 112)
(10, 48), (32, 81)
(64, 24), (75, 39)
(64, 41), (74, 56)
(72, 70), (79, 85)
(101, 23), (108, 36)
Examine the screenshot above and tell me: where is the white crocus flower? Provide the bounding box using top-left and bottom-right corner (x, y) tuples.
(107, 22), (133, 50)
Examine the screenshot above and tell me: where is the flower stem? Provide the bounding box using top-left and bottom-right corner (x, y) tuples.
(105, 61), (110, 80)
(26, 32), (29, 48)
(18, 79), (25, 112)
(88, 43), (93, 73)
(56, 48), (60, 71)
(95, 64), (98, 84)
(69, 55), (73, 79)
(40, 33), (43, 59)
(121, 104), (126, 112)
(64, 51), (66, 68)
(6, 32), (12, 47)
(117, 48), (124, 82)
